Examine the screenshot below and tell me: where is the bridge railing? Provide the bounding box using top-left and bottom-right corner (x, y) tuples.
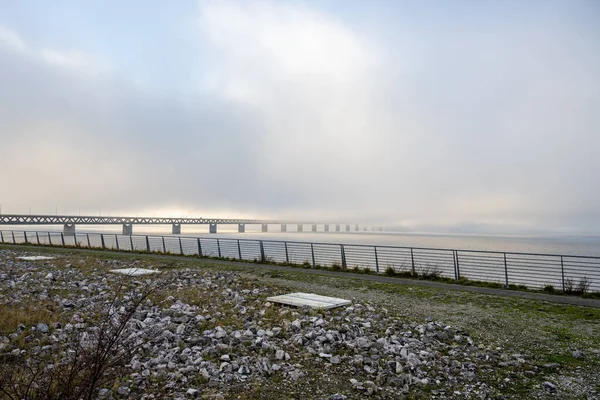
(1, 229), (599, 293)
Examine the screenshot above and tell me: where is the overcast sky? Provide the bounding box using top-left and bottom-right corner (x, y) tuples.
(0, 0), (599, 233)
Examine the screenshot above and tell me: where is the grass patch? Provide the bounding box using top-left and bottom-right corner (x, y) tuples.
(0, 300), (59, 334)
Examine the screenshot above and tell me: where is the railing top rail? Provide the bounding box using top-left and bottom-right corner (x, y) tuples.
(2, 229), (600, 261)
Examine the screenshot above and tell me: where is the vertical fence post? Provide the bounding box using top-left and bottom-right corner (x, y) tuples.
(197, 238), (203, 257)
(162, 236), (166, 253)
(284, 242), (289, 264)
(0, 231), (3, 243)
(115, 235), (119, 250)
(410, 248), (416, 275)
(47, 232), (51, 245)
(503, 253), (509, 288)
(455, 250), (461, 280)
(560, 256), (565, 292)
(452, 250), (458, 280)
(311, 243), (316, 268)
(374, 246), (380, 274)
(179, 237), (183, 255)
(24, 231), (28, 244)
(130, 235), (134, 251)
(146, 236), (151, 252)
(341, 244), (347, 268)
(100, 234), (105, 249)
(87, 234), (91, 248)
(36, 232), (40, 245)
(74, 234), (78, 247)
(61, 232), (65, 246)
(237, 239), (242, 260)
(217, 239), (222, 258)
(259, 240), (264, 262)
(11, 231), (15, 244)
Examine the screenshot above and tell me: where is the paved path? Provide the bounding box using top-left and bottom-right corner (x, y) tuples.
(3, 243), (600, 308)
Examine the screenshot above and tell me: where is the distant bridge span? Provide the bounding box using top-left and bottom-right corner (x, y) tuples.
(0, 214), (378, 235)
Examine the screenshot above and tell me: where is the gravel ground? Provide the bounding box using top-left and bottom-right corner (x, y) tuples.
(0, 249), (599, 399)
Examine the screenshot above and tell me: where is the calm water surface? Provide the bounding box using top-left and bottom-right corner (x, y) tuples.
(4, 225), (600, 257)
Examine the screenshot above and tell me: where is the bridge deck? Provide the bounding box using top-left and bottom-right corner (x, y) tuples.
(0, 215), (341, 225)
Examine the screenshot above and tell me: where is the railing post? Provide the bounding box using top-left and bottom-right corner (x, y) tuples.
(74, 234), (78, 247)
(129, 235), (134, 251)
(259, 240), (265, 262)
(24, 231), (28, 244)
(503, 253), (509, 288)
(146, 236), (151, 252)
(455, 250), (461, 280)
(101, 234), (105, 249)
(560, 256), (565, 292)
(197, 238), (203, 256)
(341, 244), (347, 268)
(162, 236), (166, 253)
(178, 237), (183, 254)
(87, 233), (91, 248)
(0, 231), (3, 243)
(452, 250), (458, 280)
(61, 232), (65, 246)
(217, 239), (222, 258)
(374, 246), (380, 274)
(311, 243), (316, 268)
(284, 242), (289, 264)
(36, 232), (40, 245)
(237, 239), (242, 260)
(410, 248), (415, 275)
(115, 235), (119, 250)
(48, 232), (52, 245)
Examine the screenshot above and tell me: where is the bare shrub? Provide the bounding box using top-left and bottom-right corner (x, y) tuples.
(576, 277), (591, 295)
(564, 277), (574, 294)
(0, 278), (158, 400)
(419, 264), (443, 279)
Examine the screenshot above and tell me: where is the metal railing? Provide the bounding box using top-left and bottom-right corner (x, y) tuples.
(1, 229), (599, 293)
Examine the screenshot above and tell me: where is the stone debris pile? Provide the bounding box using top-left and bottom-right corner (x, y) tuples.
(0, 249), (583, 399)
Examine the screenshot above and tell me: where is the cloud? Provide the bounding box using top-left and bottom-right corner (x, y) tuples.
(40, 49), (113, 76)
(0, 26), (26, 52)
(0, 1), (599, 233)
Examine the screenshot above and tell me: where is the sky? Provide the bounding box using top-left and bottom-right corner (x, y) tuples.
(0, 0), (599, 234)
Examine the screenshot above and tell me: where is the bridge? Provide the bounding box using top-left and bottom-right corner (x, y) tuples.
(0, 214), (379, 235)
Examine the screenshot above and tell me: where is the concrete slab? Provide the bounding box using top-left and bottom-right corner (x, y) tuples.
(18, 256), (55, 261)
(267, 292), (351, 310)
(109, 268), (160, 276)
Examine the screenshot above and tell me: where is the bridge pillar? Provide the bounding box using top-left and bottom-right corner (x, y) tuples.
(336, 224), (340, 232)
(261, 224), (268, 233)
(209, 224), (217, 234)
(172, 224), (181, 235)
(324, 224), (329, 232)
(63, 224), (76, 235)
(355, 224), (359, 231)
(297, 224), (303, 232)
(238, 224), (245, 233)
(122, 224), (132, 235)
(346, 224), (350, 232)
(312, 224), (317, 232)
(281, 224), (287, 232)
